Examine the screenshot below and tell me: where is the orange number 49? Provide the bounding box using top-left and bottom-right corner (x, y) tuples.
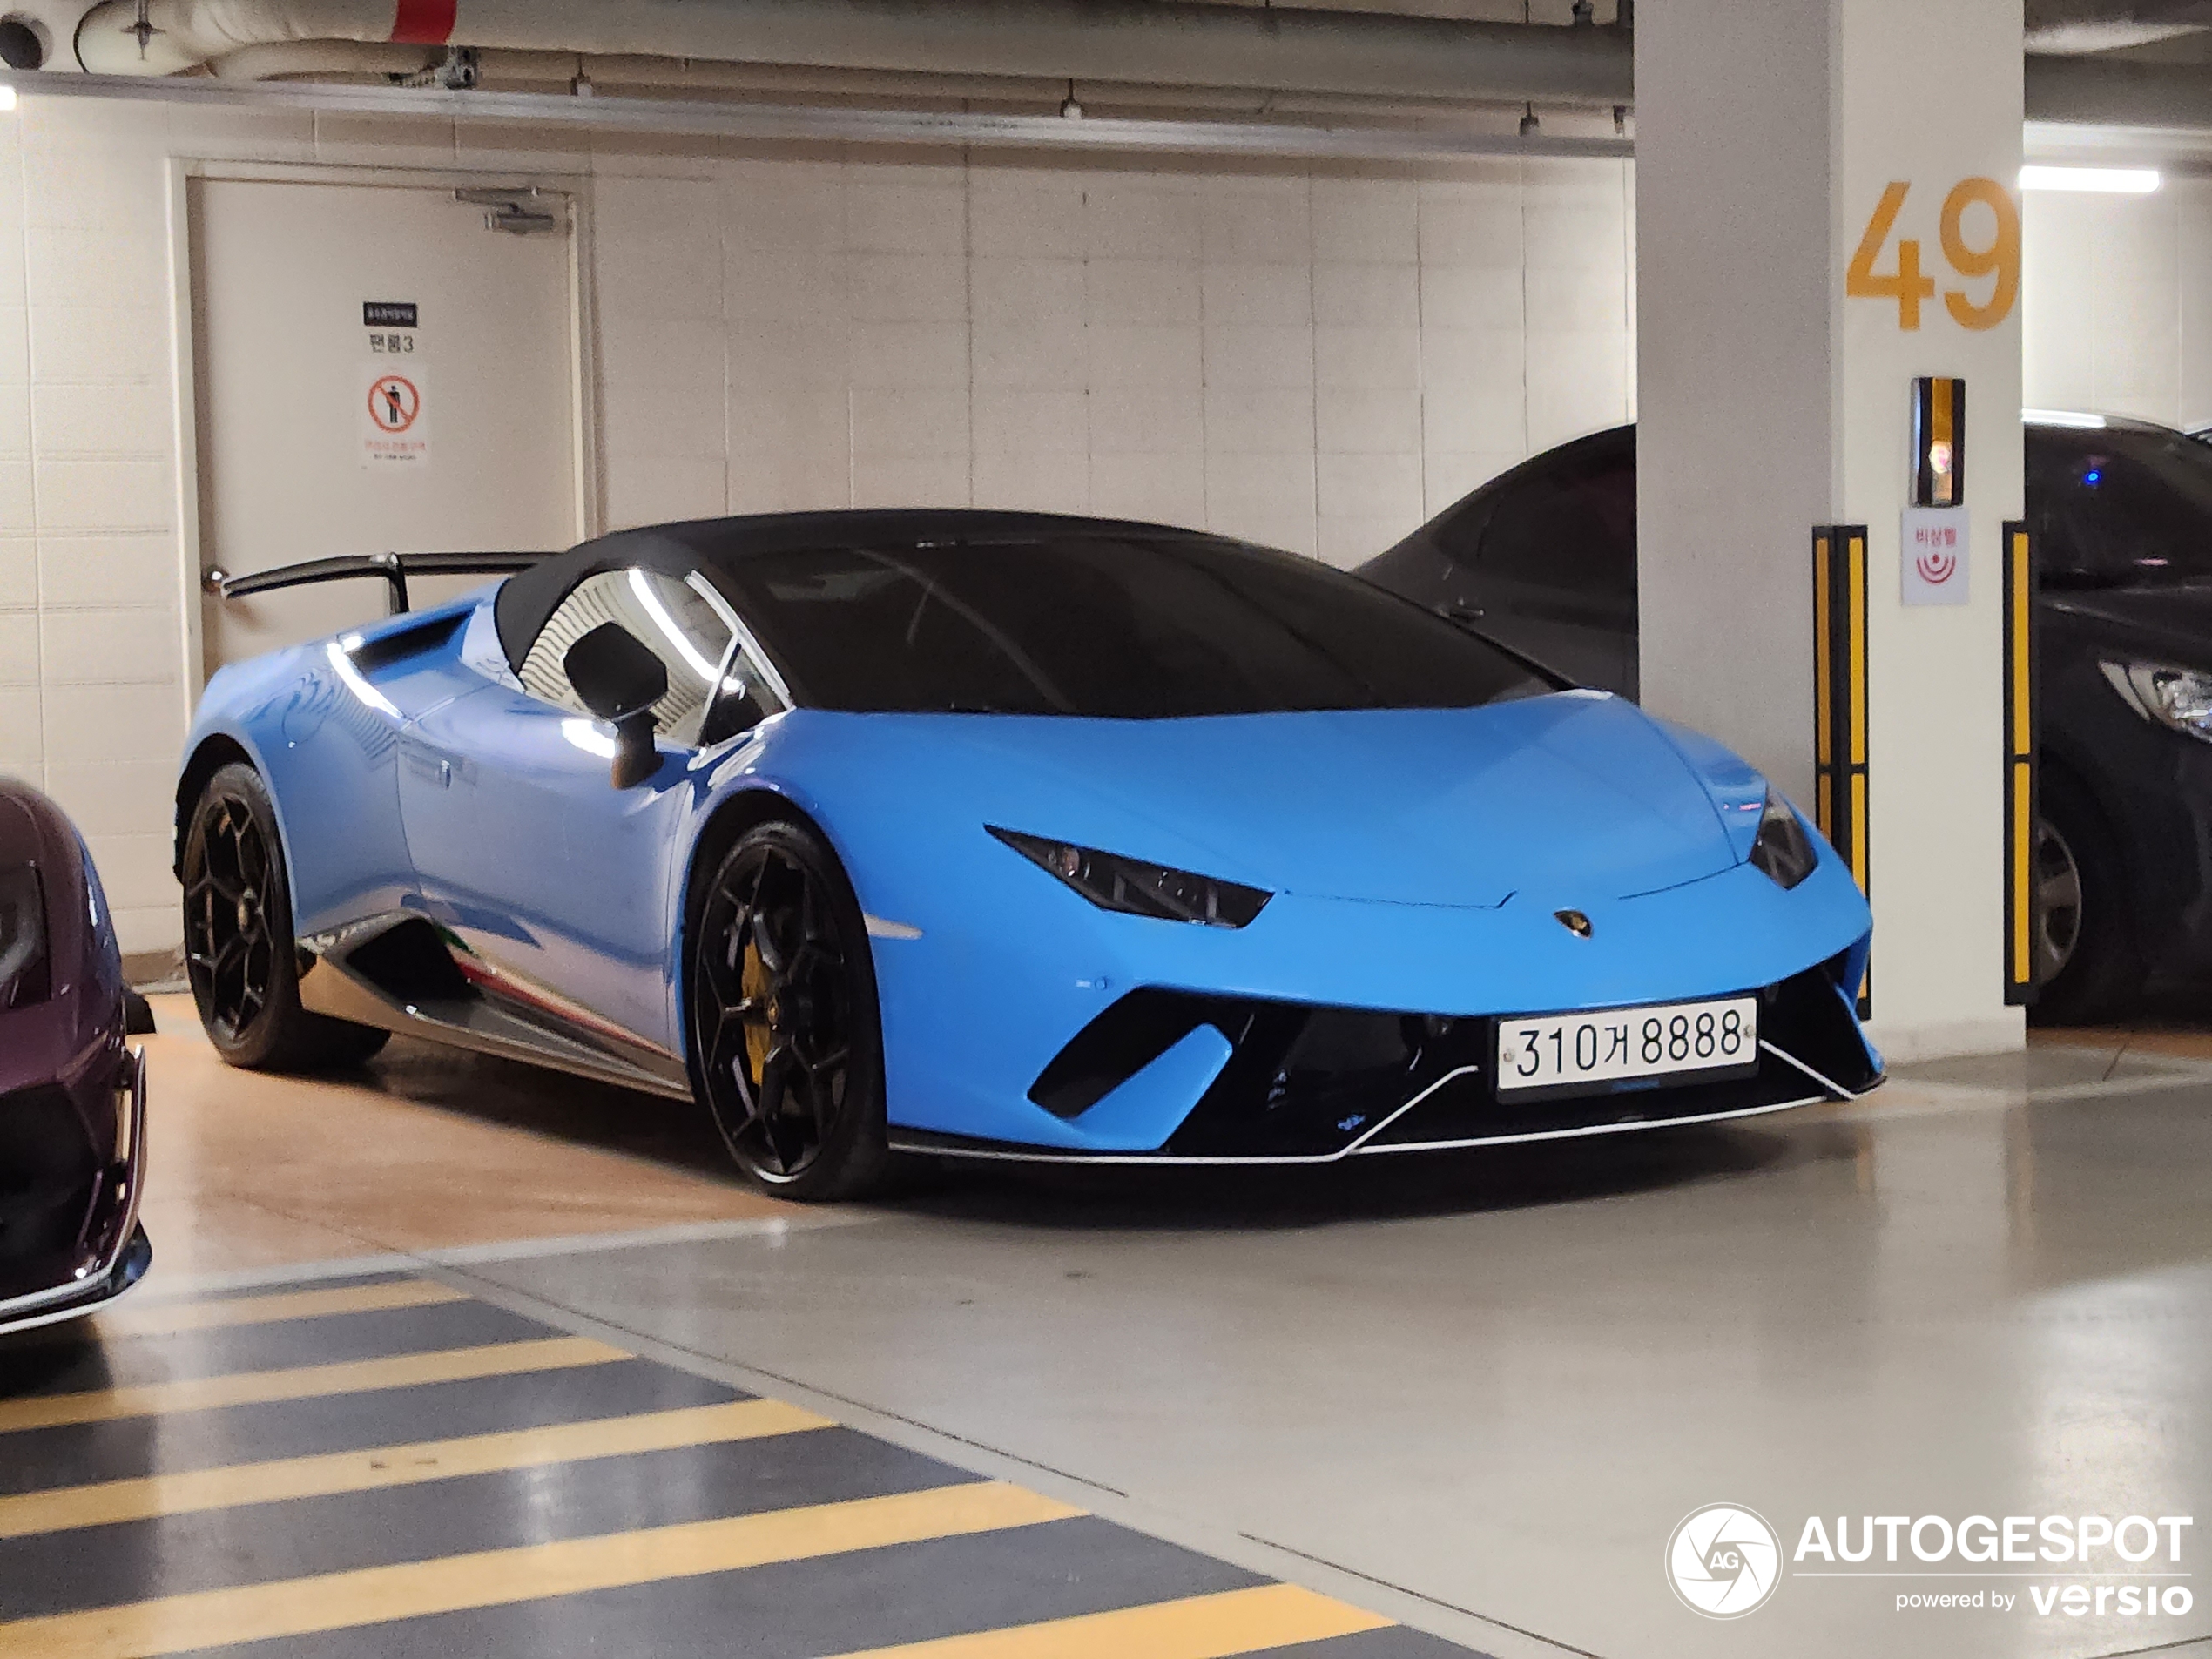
(1847, 179), (2020, 332)
(1846, 182), (1936, 329)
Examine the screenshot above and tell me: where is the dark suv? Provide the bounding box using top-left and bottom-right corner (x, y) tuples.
(1360, 415), (2212, 1022)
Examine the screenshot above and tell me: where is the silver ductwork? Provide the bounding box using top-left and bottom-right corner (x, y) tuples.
(76, 0), (1635, 105)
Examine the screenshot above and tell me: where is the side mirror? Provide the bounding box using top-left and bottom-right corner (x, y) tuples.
(564, 623), (668, 789)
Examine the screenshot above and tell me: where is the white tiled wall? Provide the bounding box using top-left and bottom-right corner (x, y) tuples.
(2023, 179), (2212, 428)
(0, 98), (192, 955)
(0, 101), (1640, 953)
(658, 152), (1641, 555)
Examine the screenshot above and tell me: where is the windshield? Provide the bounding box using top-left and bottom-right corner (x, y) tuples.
(2028, 424), (2212, 586)
(714, 535), (1555, 718)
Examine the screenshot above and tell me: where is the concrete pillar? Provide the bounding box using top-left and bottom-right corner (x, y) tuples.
(1637, 0), (2026, 1061)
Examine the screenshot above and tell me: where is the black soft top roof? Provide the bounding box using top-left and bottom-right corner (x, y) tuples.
(491, 508), (1207, 674)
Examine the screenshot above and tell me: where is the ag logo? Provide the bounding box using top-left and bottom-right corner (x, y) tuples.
(1666, 1504), (1781, 1619)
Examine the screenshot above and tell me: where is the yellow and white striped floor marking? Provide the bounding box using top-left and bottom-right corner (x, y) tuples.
(822, 1583), (1397, 1657)
(0, 1336), (630, 1434)
(96, 1278), (472, 1338)
(0, 1481), (1083, 1659)
(0, 1399), (831, 1537)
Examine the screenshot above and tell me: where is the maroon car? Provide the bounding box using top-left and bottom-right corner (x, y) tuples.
(0, 779), (149, 1336)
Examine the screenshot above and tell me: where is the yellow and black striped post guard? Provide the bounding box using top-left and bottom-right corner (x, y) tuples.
(2003, 519), (2037, 1005)
(1812, 525), (1871, 1017)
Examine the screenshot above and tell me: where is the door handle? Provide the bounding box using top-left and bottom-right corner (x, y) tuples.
(401, 741), (453, 788)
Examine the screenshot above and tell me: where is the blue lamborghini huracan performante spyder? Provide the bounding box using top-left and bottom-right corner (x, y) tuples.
(177, 511), (1879, 1197)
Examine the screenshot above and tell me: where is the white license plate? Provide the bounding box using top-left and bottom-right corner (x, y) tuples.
(1495, 996), (1759, 1093)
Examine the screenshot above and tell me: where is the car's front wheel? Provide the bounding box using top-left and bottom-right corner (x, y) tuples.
(2031, 772), (2145, 1024)
(181, 762), (388, 1070)
(689, 818), (889, 1200)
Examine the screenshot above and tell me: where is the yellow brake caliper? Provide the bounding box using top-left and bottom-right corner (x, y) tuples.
(741, 937), (774, 1081)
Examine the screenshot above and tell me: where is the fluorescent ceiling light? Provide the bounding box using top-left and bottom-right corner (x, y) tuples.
(2024, 409), (2108, 428)
(2020, 165), (2160, 194)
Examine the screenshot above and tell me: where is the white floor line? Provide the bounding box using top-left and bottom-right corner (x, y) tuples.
(2030, 1069), (2212, 1102)
(1830, 1064), (2212, 1126)
(1885, 1070), (2212, 1110)
(127, 1212), (888, 1301)
(422, 1211), (883, 1266)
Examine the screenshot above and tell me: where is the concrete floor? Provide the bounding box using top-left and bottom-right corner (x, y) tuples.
(9, 998), (2209, 1657)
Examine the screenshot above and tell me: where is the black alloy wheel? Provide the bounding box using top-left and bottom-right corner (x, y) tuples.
(691, 819), (888, 1199)
(2030, 771), (2146, 1025)
(184, 784), (276, 1042)
(181, 763), (388, 1070)
(2033, 816), (2084, 989)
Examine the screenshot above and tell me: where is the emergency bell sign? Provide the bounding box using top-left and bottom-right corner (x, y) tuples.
(361, 300), (428, 468)
(1901, 506), (1967, 606)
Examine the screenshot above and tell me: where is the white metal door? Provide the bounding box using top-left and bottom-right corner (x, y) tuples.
(190, 176), (581, 679)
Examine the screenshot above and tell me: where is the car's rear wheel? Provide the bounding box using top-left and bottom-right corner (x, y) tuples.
(689, 818), (889, 1200)
(2031, 771), (2145, 1024)
(181, 763), (388, 1070)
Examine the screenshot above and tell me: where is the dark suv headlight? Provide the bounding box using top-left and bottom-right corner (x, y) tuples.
(989, 827), (1271, 927)
(2101, 660), (2212, 744)
(1748, 793), (1817, 890)
(0, 865), (50, 1010)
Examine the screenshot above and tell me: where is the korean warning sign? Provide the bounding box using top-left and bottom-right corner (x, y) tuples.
(361, 363), (429, 467)
(1900, 505), (1968, 606)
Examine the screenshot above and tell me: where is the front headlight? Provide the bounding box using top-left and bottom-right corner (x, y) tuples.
(0, 865), (49, 1010)
(988, 827), (1271, 927)
(1748, 792), (1817, 890)
(2101, 660), (2212, 743)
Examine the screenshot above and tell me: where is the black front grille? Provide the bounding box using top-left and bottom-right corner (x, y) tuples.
(0, 1082), (98, 1294)
(1028, 965), (1881, 1159)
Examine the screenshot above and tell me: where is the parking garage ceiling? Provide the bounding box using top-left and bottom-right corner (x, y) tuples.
(30, 0), (2212, 146)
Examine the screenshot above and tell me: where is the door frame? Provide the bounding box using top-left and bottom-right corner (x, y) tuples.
(165, 157), (603, 706)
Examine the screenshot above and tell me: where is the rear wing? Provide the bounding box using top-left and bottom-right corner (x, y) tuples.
(203, 551), (550, 616)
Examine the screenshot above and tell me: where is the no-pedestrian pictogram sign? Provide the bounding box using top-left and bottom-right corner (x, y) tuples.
(368, 374), (421, 433)
(361, 362), (430, 467)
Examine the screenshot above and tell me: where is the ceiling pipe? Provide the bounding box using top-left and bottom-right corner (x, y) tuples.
(75, 0), (1635, 105)
(10, 68), (1640, 161)
(208, 39), (1620, 128)
(208, 39), (437, 80)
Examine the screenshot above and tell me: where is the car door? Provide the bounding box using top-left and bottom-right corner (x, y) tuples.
(397, 564), (774, 1052)
(1442, 431), (1638, 694)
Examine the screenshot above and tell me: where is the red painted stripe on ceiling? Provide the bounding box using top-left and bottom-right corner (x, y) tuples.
(389, 0), (457, 44)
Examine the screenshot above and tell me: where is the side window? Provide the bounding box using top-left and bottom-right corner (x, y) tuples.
(1477, 451), (1637, 606)
(519, 568), (766, 748)
(703, 618), (788, 744)
(1429, 490), (1494, 571)
(2028, 442), (2199, 581)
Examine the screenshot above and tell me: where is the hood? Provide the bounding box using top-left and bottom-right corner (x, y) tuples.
(2046, 582), (2212, 664)
(883, 691), (1743, 907)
